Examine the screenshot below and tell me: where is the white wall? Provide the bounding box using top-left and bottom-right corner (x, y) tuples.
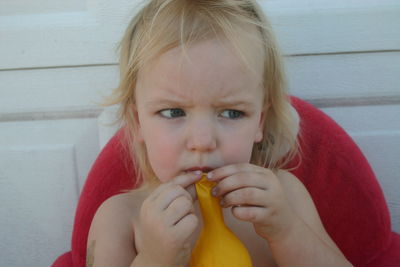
(0, 0), (399, 266)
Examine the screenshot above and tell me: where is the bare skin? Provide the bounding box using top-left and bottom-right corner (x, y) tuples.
(86, 240), (96, 267)
(87, 169), (352, 267)
(87, 38), (352, 267)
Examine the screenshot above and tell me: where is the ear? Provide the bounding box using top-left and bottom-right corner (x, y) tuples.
(254, 105), (268, 143)
(132, 106), (144, 143)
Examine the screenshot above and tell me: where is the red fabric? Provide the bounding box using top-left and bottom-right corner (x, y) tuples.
(52, 252), (72, 267)
(70, 129), (136, 267)
(52, 97), (399, 266)
(365, 233), (400, 267)
(289, 97), (399, 266)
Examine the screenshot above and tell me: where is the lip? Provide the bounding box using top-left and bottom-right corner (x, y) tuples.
(185, 166), (214, 173)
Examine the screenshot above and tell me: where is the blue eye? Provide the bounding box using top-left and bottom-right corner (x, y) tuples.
(159, 108), (185, 118)
(220, 110), (244, 119)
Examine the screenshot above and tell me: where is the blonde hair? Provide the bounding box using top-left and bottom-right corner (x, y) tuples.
(105, 0), (299, 188)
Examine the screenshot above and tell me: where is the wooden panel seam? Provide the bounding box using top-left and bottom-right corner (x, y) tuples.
(1, 95), (399, 122)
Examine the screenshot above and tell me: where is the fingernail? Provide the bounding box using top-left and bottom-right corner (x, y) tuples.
(193, 170), (202, 176)
(207, 172), (213, 180)
(211, 187), (218, 196)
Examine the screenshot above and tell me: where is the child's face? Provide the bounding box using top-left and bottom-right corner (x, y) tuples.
(135, 38), (265, 182)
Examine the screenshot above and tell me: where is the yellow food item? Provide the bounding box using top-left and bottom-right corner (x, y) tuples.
(190, 175), (252, 267)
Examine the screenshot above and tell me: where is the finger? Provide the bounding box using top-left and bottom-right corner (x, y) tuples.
(165, 195), (195, 226)
(172, 171), (203, 189)
(156, 184), (193, 211)
(186, 184), (197, 201)
(149, 171), (202, 201)
(221, 187), (267, 208)
(172, 213), (198, 243)
(148, 182), (173, 202)
(207, 163), (269, 182)
(231, 206), (267, 224)
(213, 173), (268, 197)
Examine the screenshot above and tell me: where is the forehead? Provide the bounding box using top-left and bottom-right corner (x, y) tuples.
(136, 38), (264, 102)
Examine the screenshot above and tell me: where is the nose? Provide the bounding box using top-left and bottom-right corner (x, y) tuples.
(186, 118), (217, 152)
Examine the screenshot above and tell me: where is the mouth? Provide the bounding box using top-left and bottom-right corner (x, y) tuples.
(185, 166), (214, 173)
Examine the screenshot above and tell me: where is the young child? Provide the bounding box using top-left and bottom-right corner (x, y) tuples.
(87, 0), (353, 266)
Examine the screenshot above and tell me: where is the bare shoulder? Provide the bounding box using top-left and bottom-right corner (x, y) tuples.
(276, 169), (320, 221)
(276, 170), (311, 204)
(87, 190), (148, 267)
(88, 191), (141, 238)
(276, 170), (341, 251)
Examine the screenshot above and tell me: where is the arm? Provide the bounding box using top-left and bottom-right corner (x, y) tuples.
(267, 170), (353, 267)
(87, 194), (170, 267)
(87, 194), (137, 267)
(87, 172), (201, 267)
(208, 164), (352, 267)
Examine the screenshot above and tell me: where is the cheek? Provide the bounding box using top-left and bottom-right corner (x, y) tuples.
(220, 131), (256, 164)
(143, 131), (181, 182)
(228, 143), (254, 163)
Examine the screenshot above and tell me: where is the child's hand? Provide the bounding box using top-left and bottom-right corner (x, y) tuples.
(138, 172), (202, 267)
(208, 163), (298, 242)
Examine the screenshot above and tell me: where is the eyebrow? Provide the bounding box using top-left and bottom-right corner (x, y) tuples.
(144, 95), (256, 109)
(144, 98), (190, 109)
(143, 83), (258, 109)
(212, 99), (254, 108)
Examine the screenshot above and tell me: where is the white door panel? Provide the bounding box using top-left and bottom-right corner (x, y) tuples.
(287, 52), (400, 102)
(0, 0), (143, 69)
(0, 119), (100, 266)
(0, 65), (118, 114)
(1, 0), (399, 69)
(0, 145), (77, 266)
(264, 2), (400, 55)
